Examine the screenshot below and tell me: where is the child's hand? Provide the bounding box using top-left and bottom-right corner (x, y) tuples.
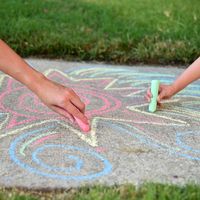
(34, 77), (88, 125)
(145, 84), (176, 105)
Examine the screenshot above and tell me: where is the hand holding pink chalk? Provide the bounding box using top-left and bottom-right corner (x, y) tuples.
(74, 117), (90, 132)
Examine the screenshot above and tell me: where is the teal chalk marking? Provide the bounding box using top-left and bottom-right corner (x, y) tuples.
(149, 80), (160, 112)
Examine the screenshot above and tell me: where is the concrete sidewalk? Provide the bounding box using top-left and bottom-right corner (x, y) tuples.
(0, 59), (200, 190)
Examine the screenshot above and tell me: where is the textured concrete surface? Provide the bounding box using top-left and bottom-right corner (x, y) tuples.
(0, 59), (200, 190)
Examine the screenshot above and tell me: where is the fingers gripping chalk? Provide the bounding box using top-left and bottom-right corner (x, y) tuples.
(148, 80), (160, 113)
(74, 117), (90, 132)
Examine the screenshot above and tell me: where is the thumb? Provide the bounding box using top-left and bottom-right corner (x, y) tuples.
(157, 91), (165, 102)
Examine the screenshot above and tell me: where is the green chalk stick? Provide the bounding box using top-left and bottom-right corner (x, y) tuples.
(148, 80), (160, 112)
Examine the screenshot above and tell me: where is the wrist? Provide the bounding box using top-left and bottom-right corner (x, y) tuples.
(25, 71), (48, 94)
(170, 83), (179, 96)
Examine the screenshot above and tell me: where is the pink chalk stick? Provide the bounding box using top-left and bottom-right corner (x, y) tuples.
(74, 117), (90, 132)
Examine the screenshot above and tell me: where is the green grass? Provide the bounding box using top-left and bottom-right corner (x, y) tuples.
(1, 183), (200, 200)
(0, 0), (199, 64)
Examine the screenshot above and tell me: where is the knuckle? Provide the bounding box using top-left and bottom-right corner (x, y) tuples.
(73, 110), (80, 116)
(59, 96), (66, 104)
(59, 97), (69, 106)
(80, 103), (85, 110)
(65, 88), (74, 96)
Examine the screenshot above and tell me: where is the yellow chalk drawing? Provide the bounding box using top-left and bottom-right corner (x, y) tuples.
(127, 101), (188, 126)
(0, 119), (98, 147)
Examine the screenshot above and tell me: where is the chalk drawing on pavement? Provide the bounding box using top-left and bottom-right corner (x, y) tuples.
(0, 66), (200, 181)
(9, 122), (112, 181)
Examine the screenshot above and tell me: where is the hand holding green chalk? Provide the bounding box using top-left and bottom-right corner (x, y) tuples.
(148, 80), (160, 112)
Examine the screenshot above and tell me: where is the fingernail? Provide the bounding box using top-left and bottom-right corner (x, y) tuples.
(85, 119), (90, 125)
(75, 117), (90, 132)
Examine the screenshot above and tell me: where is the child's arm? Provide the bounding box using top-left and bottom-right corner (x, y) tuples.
(146, 56), (200, 103)
(0, 39), (89, 125)
(170, 57), (200, 94)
